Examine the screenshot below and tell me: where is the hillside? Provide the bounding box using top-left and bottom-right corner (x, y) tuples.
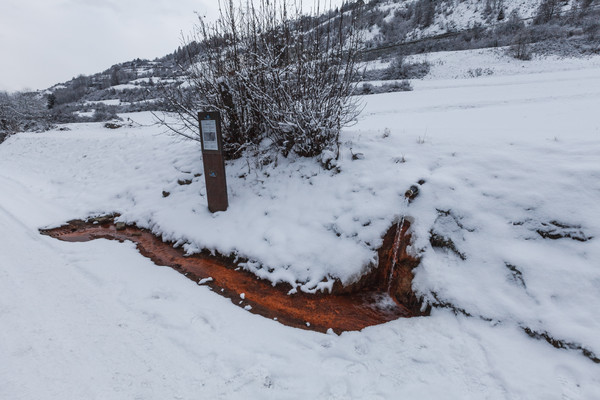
(16, 0), (596, 127)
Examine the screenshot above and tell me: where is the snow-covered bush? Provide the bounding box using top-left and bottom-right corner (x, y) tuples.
(92, 105), (121, 122)
(358, 80), (412, 95)
(0, 91), (51, 141)
(160, 0), (363, 162)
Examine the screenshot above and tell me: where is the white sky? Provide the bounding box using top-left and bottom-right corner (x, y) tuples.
(0, 0), (219, 92)
(0, 0), (347, 93)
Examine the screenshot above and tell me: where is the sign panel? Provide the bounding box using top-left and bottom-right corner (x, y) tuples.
(200, 119), (218, 151)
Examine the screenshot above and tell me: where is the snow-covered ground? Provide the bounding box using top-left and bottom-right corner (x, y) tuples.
(1, 49), (599, 398)
(414, 47), (600, 81)
(84, 99), (122, 106)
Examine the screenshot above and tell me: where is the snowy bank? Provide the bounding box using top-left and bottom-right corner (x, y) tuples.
(1, 49), (600, 398)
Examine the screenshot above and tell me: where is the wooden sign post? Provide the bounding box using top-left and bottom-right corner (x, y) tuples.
(198, 111), (228, 212)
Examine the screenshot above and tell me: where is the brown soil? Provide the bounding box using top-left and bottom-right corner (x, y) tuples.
(40, 216), (427, 333)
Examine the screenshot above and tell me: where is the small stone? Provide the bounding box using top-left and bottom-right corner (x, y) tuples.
(93, 216), (110, 224)
(104, 122), (122, 129)
(162, 191), (170, 197)
(115, 222), (126, 231)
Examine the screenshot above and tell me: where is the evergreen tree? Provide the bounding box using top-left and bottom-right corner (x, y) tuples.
(110, 67), (120, 86)
(47, 93), (56, 110)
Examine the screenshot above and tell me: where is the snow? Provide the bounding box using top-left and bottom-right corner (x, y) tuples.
(361, 25), (381, 42)
(84, 99), (121, 106)
(411, 47), (600, 81)
(110, 83), (138, 91)
(73, 110), (95, 118)
(130, 77), (165, 84)
(1, 49), (600, 398)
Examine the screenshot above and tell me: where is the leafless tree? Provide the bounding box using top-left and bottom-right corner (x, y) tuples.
(511, 32), (531, 60)
(534, 0), (559, 24)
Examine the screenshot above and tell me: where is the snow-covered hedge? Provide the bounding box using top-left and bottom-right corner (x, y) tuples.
(159, 0), (363, 162)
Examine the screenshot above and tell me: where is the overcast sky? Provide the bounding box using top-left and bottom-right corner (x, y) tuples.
(0, 0), (347, 93)
(0, 0), (220, 92)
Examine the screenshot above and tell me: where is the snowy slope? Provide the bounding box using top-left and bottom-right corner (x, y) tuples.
(371, 0), (544, 37)
(1, 49), (600, 398)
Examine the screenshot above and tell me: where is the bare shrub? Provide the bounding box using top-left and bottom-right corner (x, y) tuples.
(583, 18), (600, 41)
(511, 33), (532, 60)
(383, 55), (431, 80)
(158, 0), (363, 163)
(0, 91), (51, 141)
(467, 68), (494, 78)
(358, 80), (412, 95)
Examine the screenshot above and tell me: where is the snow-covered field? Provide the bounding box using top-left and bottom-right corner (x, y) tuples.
(1, 49), (599, 398)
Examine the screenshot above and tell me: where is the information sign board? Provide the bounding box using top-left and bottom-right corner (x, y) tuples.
(198, 111), (228, 212)
(200, 119), (219, 151)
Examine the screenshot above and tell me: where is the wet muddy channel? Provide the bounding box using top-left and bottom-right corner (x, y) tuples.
(41, 216), (427, 333)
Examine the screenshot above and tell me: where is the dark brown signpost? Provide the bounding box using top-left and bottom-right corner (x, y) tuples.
(198, 111), (228, 212)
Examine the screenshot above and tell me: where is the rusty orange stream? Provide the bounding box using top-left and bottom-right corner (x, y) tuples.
(41, 217), (425, 333)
